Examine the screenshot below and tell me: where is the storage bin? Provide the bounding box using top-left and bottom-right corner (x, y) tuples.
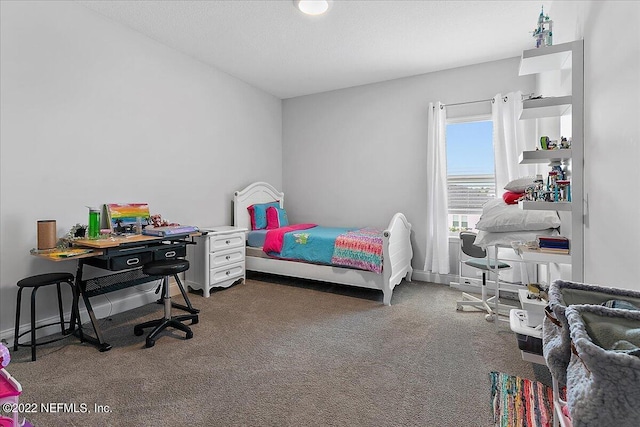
(509, 309), (545, 364)
(543, 280), (640, 385)
(516, 333), (543, 354)
(518, 288), (546, 327)
(565, 304), (640, 427)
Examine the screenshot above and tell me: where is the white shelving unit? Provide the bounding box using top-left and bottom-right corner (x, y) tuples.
(519, 41), (583, 427)
(518, 40), (584, 282)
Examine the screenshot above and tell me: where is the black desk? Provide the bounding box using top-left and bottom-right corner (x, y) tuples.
(70, 235), (195, 351)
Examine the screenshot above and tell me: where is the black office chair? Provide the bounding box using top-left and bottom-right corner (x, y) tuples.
(455, 231), (511, 321)
(134, 259), (198, 347)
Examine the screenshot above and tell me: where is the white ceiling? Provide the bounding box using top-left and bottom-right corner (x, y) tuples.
(78, 0), (554, 99)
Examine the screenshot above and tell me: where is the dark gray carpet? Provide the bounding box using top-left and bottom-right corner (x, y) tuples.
(6, 275), (547, 426)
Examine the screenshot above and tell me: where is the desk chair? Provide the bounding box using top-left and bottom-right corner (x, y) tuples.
(455, 231), (511, 322)
(134, 259), (198, 348)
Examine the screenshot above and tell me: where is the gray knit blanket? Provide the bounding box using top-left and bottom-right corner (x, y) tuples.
(565, 304), (640, 426)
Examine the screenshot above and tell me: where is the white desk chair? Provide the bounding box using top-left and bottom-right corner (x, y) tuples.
(455, 231), (512, 322)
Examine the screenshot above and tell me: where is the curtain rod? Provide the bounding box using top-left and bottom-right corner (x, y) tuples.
(439, 96), (508, 109)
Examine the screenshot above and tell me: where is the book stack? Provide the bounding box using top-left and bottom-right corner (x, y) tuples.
(536, 235), (570, 254)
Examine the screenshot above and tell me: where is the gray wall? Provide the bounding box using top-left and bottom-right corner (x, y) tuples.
(0, 1), (282, 336)
(282, 58), (536, 275)
(549, 1), (640, 289)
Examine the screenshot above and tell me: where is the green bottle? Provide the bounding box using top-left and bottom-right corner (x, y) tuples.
(88, 207), (101, 239)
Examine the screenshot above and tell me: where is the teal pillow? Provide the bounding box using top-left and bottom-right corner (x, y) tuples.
(249, 202), (280, 230)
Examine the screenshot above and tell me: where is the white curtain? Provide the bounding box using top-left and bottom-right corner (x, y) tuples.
(492, 91), (538, 189)
(424, 102), (449, 275)
(492, 91), (538, 284)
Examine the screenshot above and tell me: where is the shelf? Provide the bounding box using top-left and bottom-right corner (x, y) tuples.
(518, 200), (572, 212)
(520, 96), (572, 119)
(518, 247), (572, 264)
(517, 39), (583, 282)
(519, 149), (572, 164)
(519, 42), (575, 75)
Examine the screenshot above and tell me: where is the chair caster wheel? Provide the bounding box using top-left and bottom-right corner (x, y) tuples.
(134, 327), (144, 336)
(186, 331), (193, 340)
(146, 338), (155, 348)
(191, 317), (199, 325)
(485, 314), (496, 322)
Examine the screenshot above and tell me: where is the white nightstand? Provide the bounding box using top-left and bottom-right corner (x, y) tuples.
(185, 226), (247, 297)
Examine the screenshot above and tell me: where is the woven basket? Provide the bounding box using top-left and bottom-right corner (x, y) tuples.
(543, 280), (640, 385)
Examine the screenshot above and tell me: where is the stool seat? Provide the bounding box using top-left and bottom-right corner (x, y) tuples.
(143, 259), (189, 276)
(17, 272), (74, 288)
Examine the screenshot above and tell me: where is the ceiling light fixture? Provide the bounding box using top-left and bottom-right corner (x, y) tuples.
(295, 0), (329, 16)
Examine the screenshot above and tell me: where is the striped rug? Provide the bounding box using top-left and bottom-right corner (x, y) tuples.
(490, 371), (561, 427)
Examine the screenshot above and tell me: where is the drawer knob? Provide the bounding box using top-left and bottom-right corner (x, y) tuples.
(225, 240), (230, 244)
(225, 255), (231, 260)
(225, 271), (230, 275)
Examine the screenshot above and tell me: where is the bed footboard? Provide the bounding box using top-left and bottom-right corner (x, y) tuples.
(381, 213), (413, 305)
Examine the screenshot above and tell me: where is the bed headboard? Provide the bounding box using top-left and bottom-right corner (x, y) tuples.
(233, 182), (285, 230)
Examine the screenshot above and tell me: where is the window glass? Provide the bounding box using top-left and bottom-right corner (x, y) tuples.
(447, 119), (495, 234)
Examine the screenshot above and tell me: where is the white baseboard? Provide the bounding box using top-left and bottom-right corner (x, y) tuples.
(411, 269), (522, 301)
(411, 269), (458, 285)
(0, 277), (180, 345)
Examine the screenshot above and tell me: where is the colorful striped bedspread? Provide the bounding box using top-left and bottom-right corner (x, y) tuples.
(331, 228), (383, 274)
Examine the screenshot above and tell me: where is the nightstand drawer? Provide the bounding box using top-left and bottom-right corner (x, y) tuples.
(209, 247), (244, 268)
(210, 262), (244, 285)
(210, 233), (244, 251)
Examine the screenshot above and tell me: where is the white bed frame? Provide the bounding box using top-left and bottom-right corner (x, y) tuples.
(233, 182), (413, 305)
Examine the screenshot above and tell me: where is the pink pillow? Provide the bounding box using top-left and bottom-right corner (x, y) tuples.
(247, 205), (257, 230)
(503, 191), (524, 205)
(266, 206), (289, 229)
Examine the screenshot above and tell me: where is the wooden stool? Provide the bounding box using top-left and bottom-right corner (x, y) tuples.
(13, 272), (79, 361)
(133, 259), (198, 348)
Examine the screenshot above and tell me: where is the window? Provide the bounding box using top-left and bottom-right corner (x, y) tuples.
(446, 118), (495, 234)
